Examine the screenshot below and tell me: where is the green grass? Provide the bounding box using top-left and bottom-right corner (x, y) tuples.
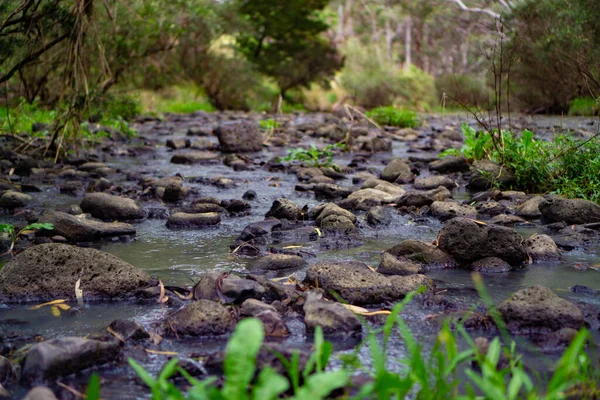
(365, 106), (419, 128)
(568, 97), (599, 116)
(136, 86), (216, 115)
(0, 99), (56, 136)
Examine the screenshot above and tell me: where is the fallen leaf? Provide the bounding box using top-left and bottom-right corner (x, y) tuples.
(144, 349), (178, 356)
(8, 168), (14, 177)
(158, 280), (166, 304)
(341, 304), (369, 313)
(173, 290), (193, 300)
(161, 295), (169, 304)
(30, 299), (67, 310)
(55, 303), (71, 311)
(75, 278), (84, 305)
(315, 227), (322, 237)
(282, 245), (302, 249)
(149, 332), (163, 345)
(359, 310), (392, 316)
(51, 306), (61, 317)
(107, 326), (125, 343)
(366, 265), (376, 272)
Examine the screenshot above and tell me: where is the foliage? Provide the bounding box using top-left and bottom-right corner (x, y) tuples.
(436, 74), (492, 108)
(259, 119), (282, 131)
(440, 123), (492, 161)
(568, 97), (600, 116)
(0, 99), (56, 136)
(281, 143), (346, 169)
(365, 106), (419, 128)
(0, 223), (54, 255)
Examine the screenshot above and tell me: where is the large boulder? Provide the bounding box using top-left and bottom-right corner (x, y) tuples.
(0, 243), (151, 302)
(303, 291), (361, 337)
(429, 156), (469, 173)
(320, 215), (356, 235)
(381, 159), (413, 183)
(304, 261), (394, 305)
(384, 239), (454, 270)
(315, 203), (357, 224)
(38, 210), (136, 242)
(22, 337), (120, 383)
(438, 218), (526, 265)
(161, 300), (236, 336)
(539, 197), (600, 225)
(468, 160), (516, 189)
(166, 212), (220, 229)
(80, 193), (145, 221)
(215, 122), (264, 153)
(498, 286), (584, 333)
(0, 190), (33, 209)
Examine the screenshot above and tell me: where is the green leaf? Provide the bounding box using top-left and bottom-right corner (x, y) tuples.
(86, 373), (101, 400)
(23, 223), (54, 231)
(293, 370), (349, 400)
(252, 367), (289, 400)
(128, 358), (156, 388)
(0, 224), (14, 235)
(158, 357), (179, 382)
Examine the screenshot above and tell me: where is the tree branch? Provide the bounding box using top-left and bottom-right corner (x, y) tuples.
(446, 0), (501, 19)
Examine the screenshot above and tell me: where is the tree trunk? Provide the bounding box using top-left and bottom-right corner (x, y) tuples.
(404, 17), (412, 70)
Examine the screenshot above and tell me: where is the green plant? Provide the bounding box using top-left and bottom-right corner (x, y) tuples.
(0, 223), (54, 256)
(440, 122), (493, 161)
(281, 143), (346, 169)
(259, 119), (282, 131)
(365, 106), (419, 128)
(568, 97), (600, 116)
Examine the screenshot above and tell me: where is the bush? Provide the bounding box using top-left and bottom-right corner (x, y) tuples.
(435, 74), (491, 108)
(365, 106), (419, 128)
(568, 97), (600, 116)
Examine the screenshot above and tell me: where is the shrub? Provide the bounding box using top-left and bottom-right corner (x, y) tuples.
(435, 74), (491, 108)
(365, 106), (419, 128)
(568, 97), (600, 116)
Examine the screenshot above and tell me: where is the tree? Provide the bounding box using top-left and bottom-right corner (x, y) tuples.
(235, 0), (342, 98)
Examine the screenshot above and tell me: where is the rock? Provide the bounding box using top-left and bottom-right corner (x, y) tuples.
(385, 240), (454, 270)
(22, 337), (120, 383)
(242, 190), (257, 201)
(438, 218), (526, 265)
(430, 201), (477, 221)
(166, 138), (188, 150)
(429, 156), (469, 173)
(315, 203), (357, 224)
(188, 203), (227, 214)
(59, 181), (84, 196)
(476, 201), (507, 216)
(313, 183), (353, 199)
(240, 300), (289, 336)
(524, 234), (560, 262)
(303, 291), (361, 336)
(320, 214), (356, 235)
(192, 272), (223, 301)
(189, 137), (216, 150)
(265, 198), (303, 221)
(231, 219), (282, 253)
(365, 205), (397, 226)
(221, 199), (251, 214)
(241, 299), (277, 316)
(377, 252), (422, 275)
(539, 197), (600, 225)
(107, 319), (149, 341)
(249, 254), (305, 271)
(489, 214), (528, 225)
(38, 210), (136, 242)
(498, 286), (584, 333)
(215, 122), (263, 153)
(78, 162), (108, 172)
(80, 193), (145, 221)
(166, 212), (220, 229)
(469, 160), (516, 189)
(0, 356), (15, 386)
(471, 257), (511, 273)
(170, 151), (219, 164)
(0, 243), (151, 302)
(427, 186), (453, 201)
(23, 387), (58, 400)
(210, 176), (235, 188)
(161, 300), (236, 336)
(414, 176), (456, 190)
(221, 275), (266, 303)
(344, 189), (399, 211)
(163, 181), (187, 202)
(396, 191), (434, 208)
(362, 179), (405, 196)
(381, 159), (413, 183)
(304, 261), (394, 305)
(516, 196), (545, 219)
(0, 190), (33, 209)
(389, 274), (434, 297)
(362, 136), (392, 152)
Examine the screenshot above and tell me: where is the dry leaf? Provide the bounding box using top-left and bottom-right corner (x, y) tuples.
(173, 290), (193, 300)
(8, 168), (14, 177)
(144, 349), (178, 356)
(149, 332), (163, 345)
(282, 245), (302, 249)
(359, 310), (392, 316)
(161, 296), (169, 304)
(30, 299), (67, 310)
(341, 304), (369, 313)
(55, 303), (71, 311)
(107, 326), (125, 343)
(366, 265), (376, 272)
(315, 227), (322, 237)
(75, 278), (84, 305)
(51, 306), (61, 317)
(158, 280), (166, 304)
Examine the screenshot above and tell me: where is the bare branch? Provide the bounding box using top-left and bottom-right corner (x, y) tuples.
(446, 0), (501, 19)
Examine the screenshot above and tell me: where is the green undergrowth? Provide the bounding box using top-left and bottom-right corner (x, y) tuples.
(281, 143), (346, 169)
(125, 284), (599, 400)
(365, 106), (419, 128)
(441, 123), (600, 202)
(568, 97), (599, 116)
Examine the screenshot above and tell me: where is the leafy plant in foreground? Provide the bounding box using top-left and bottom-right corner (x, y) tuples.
(281, 142), (346, 169)
(365, 106), (419, 128)
(0, 223), (54, 256)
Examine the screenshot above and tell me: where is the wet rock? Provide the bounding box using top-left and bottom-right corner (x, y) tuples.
(0, 190), (33, 209)
(240, 300), (289, 336)
(362, 136), (392, 152)
(344, 189), (399, 211)
(166, 212), (220, 229)
(396, 191), (434, 208)
(315, 203), (357, 224)
(320, 214), (356, 235)
(23, 387), (58, 400)
(22, 337), (120, 383)
(471, 257), (511, 273)
(303, 291), (361, 336)
(377, 251), (422, 275)
(361, 179), (405, 196)
(0, 356), (16, 386)
(242, 190), (257, 200)
(489, 214), (527, 226)
(192, 271), (223, 301)
(414, 176), (456, 190)
(161, 300), (236, 336)
(221, 199), (251, 214)
(304, 261), (394, 305)
(78, 162), (108, 172)
(468, 160), (516, 189)
(81, 192), (145, 221)
(313, 183), (353, 199)
(524, 234), (560, 262)
(163, 181), (187, 202)
(296, 167), (327, 182)
(170, 151), (219, 164)
(187, 202), (226, 214)
(166, 138), (188, 150)
(210, 176), (235, 189)
(59, 181), (85, 196)
(385, 240), (454, 270)
(38, 210), (136, 242)
(241, 299), (277, 316)
(265, 198), (303, 221)
(221, 275), (267, 302)
(498, 286), (584, 333)
(107, 319), (150, 341)
(365, 205), (397, 226)
(438, 217), (527, 265)
(249, 254), (305, 271)
(539, 197), (600, 225)
(381, 159), (413, 183)
(516, 196), (544, 219)
(189, 137), (216, 150)
(429, 156), (469, 173)
(215, 122), (263, 153)
(389, 274), (434, 297)
(231, 219), (282, 253)
(476, 201), (507, 216)
(0, 243), (151, 302)
(430, 201), (477, 221)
